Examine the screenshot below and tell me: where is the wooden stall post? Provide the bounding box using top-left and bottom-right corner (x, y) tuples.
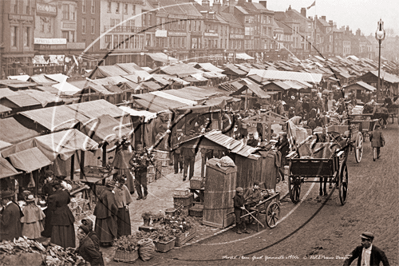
(70, 154), (75, 180)
(80, 151), (85, 180)
(102, 143), (107, 167)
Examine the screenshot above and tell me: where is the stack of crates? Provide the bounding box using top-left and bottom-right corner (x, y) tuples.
(173, 189), (193, 216)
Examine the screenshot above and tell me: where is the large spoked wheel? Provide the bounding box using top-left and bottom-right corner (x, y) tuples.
(355, 132), (363, 163)
(266, 202), (280, 228)
(339, 164), (348, 205)
(288, 176), (301, 204)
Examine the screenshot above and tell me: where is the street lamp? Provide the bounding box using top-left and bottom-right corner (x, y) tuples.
(375, 19), (386, 102)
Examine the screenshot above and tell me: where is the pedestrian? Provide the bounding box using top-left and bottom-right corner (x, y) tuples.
(113, 176), (132, 238)
(93, 179), (118, 247)
(81, 218), (99, 251)
(246, 132), (258, 147)
(244, 182), (262, 208)
(182, 147), (196, 181)
(41, 170), (55, 238)
(370, 124), (385, 160)
(77, 225), (105, 266)
(111, 138), (135, 195)
(276, 132), (289, 181)
(343, 232), (389, 266)
(0, 190), (23, 241)
(130, 144), (151, 200)
(21, 194), (45, 240)
(172, 130), (184, 174)
(233, 187), (249, 234)
(50, 180), (75, 249)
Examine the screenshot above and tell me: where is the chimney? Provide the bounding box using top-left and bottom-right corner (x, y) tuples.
(259, 1), (267, 8)
(329, 20), (333, 26)
(228, 0), (236, 13)
(213, 0), (221, 12)
(321, 16), (326, 21)
(356, 29), (361, 36)
(237, 0), (246, 6)
(248, 0), (252, 2)
(202, 0), (210, 8)
(301, 7), (306, 18)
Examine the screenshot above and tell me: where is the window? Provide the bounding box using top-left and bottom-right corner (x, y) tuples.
(10, 0), (17, 13)
(24, 27), (30, 47)
(105, 35), (111, 48)
(132, 5), (135, 15)
(124, 35), (129, 49)
(23, 0), (31, 14)
(62, 4), (69, 20)
(62, 31), (69, 41)
(91, 0), (95, 13)
(116, 3), (120, 13)
(82, 18), (86, 34)
(71, 5), (76, 21)
(82, 0), (86, 13)
(114, 35), (119, 49)
(107, 1), (111, 13)
(91, 19), (95, 34)
(11, 26), (17, 47)
(124, 3), (128, 14)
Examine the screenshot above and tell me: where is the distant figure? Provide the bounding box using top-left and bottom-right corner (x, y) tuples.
(129, 144), (152, 200)
(113, 176), (133, 238)
(370, 124), (385, 160)
(182, 147), (196, 181)
(233, 187), (249, 234)
(343, 232), (389, 266)
(246, 132), (258, 147)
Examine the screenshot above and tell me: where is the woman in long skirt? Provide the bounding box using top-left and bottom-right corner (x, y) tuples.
(114, 176), (133, 238)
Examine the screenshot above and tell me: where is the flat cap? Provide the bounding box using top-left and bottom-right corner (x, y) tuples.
(236, 187), (243, 193)
(360, 232), (374, 241)
(0, 190), (14, 199)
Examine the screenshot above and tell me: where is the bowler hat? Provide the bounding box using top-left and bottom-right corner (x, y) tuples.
(26, 194), (35, 203)
(236, 187), (243, 193)
(0, 191), (14, 199)
(361, 232), (374, 241)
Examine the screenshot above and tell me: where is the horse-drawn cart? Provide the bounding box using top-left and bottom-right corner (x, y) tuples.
(286, 140), (350, 205)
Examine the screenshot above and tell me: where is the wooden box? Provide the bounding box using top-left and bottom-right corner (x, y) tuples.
(202, 158), (236, 228)
(189, 203), (203, 217)
(154, 238), (176, 253)
(173, 193), (194, 210)
(190, 176), (203, 190)
(175, 228), (197, 247)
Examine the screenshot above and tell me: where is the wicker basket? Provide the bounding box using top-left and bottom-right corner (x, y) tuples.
(154, 238), (176, 253)
(113, 249), (139, 263)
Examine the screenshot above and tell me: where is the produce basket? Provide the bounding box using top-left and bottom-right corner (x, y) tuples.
(173, 189), (190, 196)
(154, 238), (176, 253)
(190, 176), (203, 190)
(173, 193), (194, 210)
(189, 203), (203, 217)
(175, 228), (197, 247)
(113, 249), (139, 263)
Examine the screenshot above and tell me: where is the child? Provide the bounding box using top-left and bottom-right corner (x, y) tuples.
(233, 187), (249, 234)
(21, 194), (46, 240)
(370, 124), (385, 160)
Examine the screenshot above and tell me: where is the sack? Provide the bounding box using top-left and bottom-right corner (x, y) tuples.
(138, 238), (155, 261)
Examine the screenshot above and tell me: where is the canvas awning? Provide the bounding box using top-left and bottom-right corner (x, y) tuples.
(133, 94), (190, 112)
(247, 69), (323, 83)
(35, 129), (99, 161)
(150, 91), (197, 106)
(146, 53), (178, 64)
(7, 147), (52, 173)
(236, 53), (254, 60)
(118, 106), (157, 122)
(0, 157), (21, 179)
(230, 83), (271, 99)
(0, 117), (40, 144)
(81, 114), (133, 144)
(67, 99), (127, 119)
(0, 140), (12, 150)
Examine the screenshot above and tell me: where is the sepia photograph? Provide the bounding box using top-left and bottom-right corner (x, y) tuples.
(0, 0), (397, 265)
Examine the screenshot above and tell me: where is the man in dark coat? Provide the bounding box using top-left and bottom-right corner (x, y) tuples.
(343, 232), (389, 266)
(182, 147), (196, 181)
(130, 144), (152, 200)
(50, 181), (75, 248)
(233, 187), (249, 234)
(93, 179), (118, 247)
(81, 218), (100, 251)
(246, 133), (258, 147)
(370, 124), (385, 159)
(0, 191), (23, 241)
(77, 225), (105, 266)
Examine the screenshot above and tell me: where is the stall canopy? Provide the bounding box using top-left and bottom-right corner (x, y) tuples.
(52, 81), (82, 95)
(344, 81), (376, 92)
(0, 117), (40, 144)
(160, 63), (202, 77)
(118, 106), (157, 122)
(1, 94), (42, 108)
(133, 93), (190, 112)
(146, 53), (178, 64)
(18, 90), (63, 107)
(81, 114), (133, 144)
(30, 74), (58, 85)
(20, 105), (90, 132)
(0, 104), (11, 114)
(236, 53), (254, 60)
(88, 65), (129, 79)
(230, 83), (271, 99)
(196, 63), (225, 73)
(67, 99), (128, 120)
(35, 129), (99, 161)
(116, 63), (144, 73)
(7, 147), (52, 173)
(162, 86), (222, 101)
(0, 88), (18, 99)
(149, 91), (197, 106)
(247, 69), (323, 83)
(8, 75), (30, 81)
(0, 157), (21, 179)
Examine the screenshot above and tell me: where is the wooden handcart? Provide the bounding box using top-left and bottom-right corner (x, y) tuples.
(348, 114), (380, 141)
(287, 142), (349, 205)
(240, 192), (281, 231)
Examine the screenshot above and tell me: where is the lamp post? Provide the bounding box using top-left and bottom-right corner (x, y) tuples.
(375, 19), (386, 103)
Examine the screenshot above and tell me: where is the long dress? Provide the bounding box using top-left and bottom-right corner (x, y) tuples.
(21, 203), (45, 239)
(50, 189), (75, 248)
(93, 187), (118, 245)
(112, 147), (135, 194)
(114, 185), (133, 238)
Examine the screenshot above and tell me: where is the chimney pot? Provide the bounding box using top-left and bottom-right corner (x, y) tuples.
(301, 7), (306, 18)
(259, 1), (267, 8)
(321, 16), (326, 21)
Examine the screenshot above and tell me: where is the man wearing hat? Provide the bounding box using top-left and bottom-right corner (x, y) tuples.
(343, 232), (389, 266)
(244, 182), (262, 208)
(77, 225), (105, 266)
(130, 144), (151, 200)
(370, 124), (385, 160)
(0, 190), (23, 241)
(246, 132), (258, 147)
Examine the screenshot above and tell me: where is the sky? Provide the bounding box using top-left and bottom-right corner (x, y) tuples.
(266, 0), (399, 36)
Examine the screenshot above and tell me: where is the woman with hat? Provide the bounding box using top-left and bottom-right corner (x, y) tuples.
(113, 176), (133, 238)
(93, 179), (118, 247)
(49, 180), (75, 248)
(0, 190), (23, 241)
(21, 194), (45, 240)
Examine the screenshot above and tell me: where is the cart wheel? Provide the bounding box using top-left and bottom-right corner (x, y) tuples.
(288, 176), (301, 204)
(339, 164), (348, 205)
(355, 132), (363, 163)
(266, 202), (280, 228)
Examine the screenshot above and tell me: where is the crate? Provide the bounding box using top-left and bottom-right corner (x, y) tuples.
(113, 249), (139, 263)
(190, 176), (203, 190)
(175, 228), (197, 247)
(154, 238), (176, 253)
(173, 193), (194, 210)
(173, 189), (190, 197)
(189, 203), (203, 217)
